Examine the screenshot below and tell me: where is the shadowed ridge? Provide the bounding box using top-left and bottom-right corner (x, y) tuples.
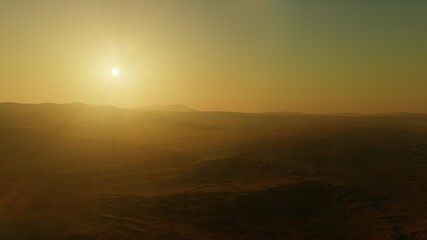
(139, 104), (197, 112)
(332, 112), (427, 117)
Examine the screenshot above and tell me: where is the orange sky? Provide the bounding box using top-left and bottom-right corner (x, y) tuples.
(0, 1), (426, 113)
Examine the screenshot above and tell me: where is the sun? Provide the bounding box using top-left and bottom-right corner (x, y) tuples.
(112, 68), (120, 77)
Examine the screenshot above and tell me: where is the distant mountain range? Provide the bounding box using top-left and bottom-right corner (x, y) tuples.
(139, 104), (197, 112)
(1, 102), (426, 116)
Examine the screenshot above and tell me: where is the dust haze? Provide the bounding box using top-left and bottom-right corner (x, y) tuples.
(1, 102), (426, 239)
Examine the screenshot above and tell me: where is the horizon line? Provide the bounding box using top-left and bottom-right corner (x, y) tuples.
(1, 101), (426, 115)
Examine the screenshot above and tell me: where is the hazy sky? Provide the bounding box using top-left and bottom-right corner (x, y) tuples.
(1, 0), (426, 113)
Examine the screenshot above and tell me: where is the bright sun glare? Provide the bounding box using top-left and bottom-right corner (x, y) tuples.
(112, 68), (120, 77)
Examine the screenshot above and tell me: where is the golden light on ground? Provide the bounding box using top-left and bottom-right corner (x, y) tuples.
(112, 68), (120, 77)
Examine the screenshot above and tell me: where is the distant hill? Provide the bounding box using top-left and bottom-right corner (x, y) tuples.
(139, 104), (197, 112)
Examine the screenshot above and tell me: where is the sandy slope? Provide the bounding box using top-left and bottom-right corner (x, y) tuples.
(0, 103), (426, 239)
